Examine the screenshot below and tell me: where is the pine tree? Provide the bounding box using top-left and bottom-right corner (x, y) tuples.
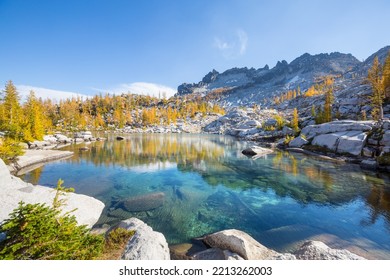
(367, 56), (384, 120)
(24, 91), (45, 140)
(323, 77), (334, 123)
(383, 51), (390, 101)
(1, 81), (23, 140)
(291, 108), (299, 132)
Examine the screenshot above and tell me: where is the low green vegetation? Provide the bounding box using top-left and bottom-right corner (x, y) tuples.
(377, 153), (390, 166)
(99, 227), (135, 260)
(0, 179), (134, 260)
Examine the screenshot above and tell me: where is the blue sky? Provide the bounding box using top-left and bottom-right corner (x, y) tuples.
(0, 0), (389, 99)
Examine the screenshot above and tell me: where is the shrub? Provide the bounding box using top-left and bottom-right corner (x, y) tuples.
(378, 153), (390, 166)
(0, 202), (104, 260)
(284, 135), (295, 145)
(0, 180), (104, 260)
(0, 137), (24, 164)
(274, 115), (285, 130)
(100, 227), (135, 260)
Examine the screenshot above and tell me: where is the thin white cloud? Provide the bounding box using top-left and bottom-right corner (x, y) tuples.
(237, 29), (248, 55)
(16, 85), (90, 102)
(213, 29), (248, 59)
(101, 82), (176, 98)
(214, 38), (232, 51)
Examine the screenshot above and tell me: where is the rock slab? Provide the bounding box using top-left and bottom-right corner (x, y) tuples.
(0, 159), (104, 228)
(119, 217), (170, 260)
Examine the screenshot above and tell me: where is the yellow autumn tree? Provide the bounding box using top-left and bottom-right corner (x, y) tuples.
(23, 91), (46, 141)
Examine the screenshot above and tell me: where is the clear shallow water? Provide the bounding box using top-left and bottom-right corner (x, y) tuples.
(19, 134), (390, 258)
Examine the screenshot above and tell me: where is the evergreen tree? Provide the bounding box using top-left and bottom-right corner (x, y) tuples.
(291, 108), (299, 132)
(323, 77), (334, 123)
(367, 56), (384, 120)
(24, 91), (45, 140)
(383, 51), (390, 101)
(0, 81), (23, 139)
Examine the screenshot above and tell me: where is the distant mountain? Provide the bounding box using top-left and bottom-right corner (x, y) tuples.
(176, 46), (390, 109)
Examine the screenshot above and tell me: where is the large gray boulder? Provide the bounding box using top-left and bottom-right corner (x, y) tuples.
(336, 131), (367, 155)
(289, 136), (309, 148)
(202, 229), (280, 260)
(0, 159), (104, 228)
(301, 120), (372, 140)
(312, 133), (340, 151)
(294, 240), (365, 260)
(311, 131), (367, 156)
(118, 218), (170, 260)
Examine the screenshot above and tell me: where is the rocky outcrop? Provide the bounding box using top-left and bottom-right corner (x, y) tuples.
(311, 130), (367, 156)
(0, 159), (104, 228)
(290, 120), (374, 157)
(118, 218), (170, 260)
(300, 120), (373, 140)
(29, 131), (103, 150)
(9, 149), (74, 173)
(293, 240), (365, 260)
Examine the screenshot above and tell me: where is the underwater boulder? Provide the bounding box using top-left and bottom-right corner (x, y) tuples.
(115, 192), (165, 212)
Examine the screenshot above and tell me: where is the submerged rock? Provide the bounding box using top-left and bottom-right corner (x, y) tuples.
(119, 217), (170, 260)
(116, 136), (125, 141)
(114, 192), (165, 212)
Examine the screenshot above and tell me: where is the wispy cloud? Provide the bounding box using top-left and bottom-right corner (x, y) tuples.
(16, 85), (91, 102)
(237, 29), (248, 55)
(99, 82), (176, 98)
(213, 29), (248, 59)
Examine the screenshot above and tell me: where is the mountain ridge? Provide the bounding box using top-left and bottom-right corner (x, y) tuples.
(176, 46), (390, 109)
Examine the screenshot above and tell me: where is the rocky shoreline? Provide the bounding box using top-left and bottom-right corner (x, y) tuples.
(115, 217), (365, 260)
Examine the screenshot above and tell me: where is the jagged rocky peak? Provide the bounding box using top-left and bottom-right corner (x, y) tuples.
(202, 69), (219, 83)
(289, 52), (360, 74)
(355, 45), (390, 75)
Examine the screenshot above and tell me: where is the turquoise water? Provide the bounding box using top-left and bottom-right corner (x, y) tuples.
(19, 133), (390, 258)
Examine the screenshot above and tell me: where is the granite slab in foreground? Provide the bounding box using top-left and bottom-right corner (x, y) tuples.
(0, 159), (104, 228)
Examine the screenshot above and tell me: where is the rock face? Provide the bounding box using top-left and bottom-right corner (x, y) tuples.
(0, 159), (104, 228)
(294, 240), (365, 260)
(242, 146), (273, 157)
(202, 229), (281, 260)
(119, 218), (170, 260)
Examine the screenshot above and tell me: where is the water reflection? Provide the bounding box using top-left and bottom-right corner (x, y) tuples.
(19, 133), (390, 258)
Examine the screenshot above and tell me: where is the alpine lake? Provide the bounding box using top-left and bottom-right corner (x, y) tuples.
(18, 133), (390, 259)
